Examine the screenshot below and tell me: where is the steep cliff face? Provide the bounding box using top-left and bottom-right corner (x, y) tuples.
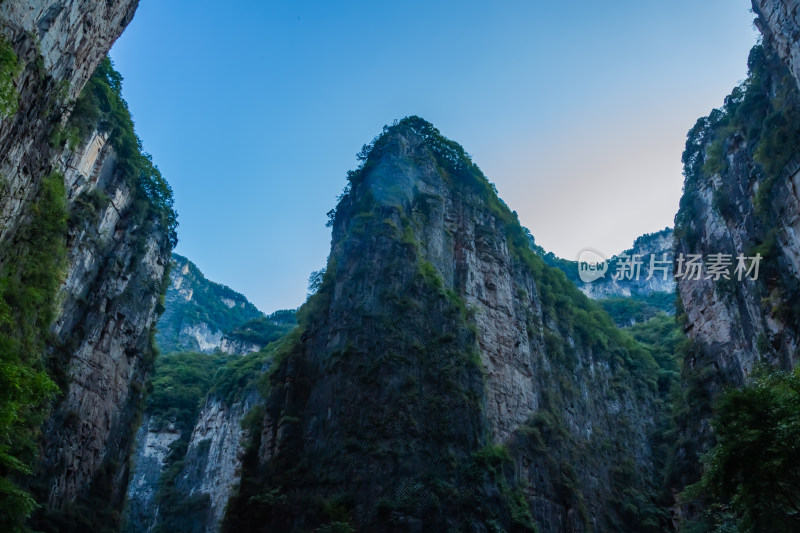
(0, 0), (138, 246)
(125, 395), (260, 533)
(578, 229), (676, 300)
(34, 128), (173, 530)
(173, 394), (261, 533)
(224, 118), (672, 533)
(0, 3), (180, 531)
(123, 347), (277, 533)
(124, 416), (181, 533)
(156, 254), (267, 355)
(124, 256), (295, 533)
(670, 0), (800, 520)
(754, 0), (800, 88)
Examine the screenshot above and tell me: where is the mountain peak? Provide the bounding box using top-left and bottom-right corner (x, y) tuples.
(223, 119), (670, 532)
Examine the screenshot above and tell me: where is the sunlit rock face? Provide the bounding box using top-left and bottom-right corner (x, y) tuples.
(0, 0), (139, 245)
(155, 253), (264, 355)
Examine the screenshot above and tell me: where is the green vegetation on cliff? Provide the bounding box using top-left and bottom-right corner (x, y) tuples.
(600, 292), (675, 327)
(0, 173), (67, 532)
(147, 352), (235, 432)
(671, 39), (800, 532)
(155, 254), (268, 354)
(0, 36), (20, 118)
(683, 367), (800, 532)
(224, 117), (676, 533)
(128, 334), (293, 533)
(56, 57), (178, 249)
(143, 351), (233, 533)
(5, 57), (177, 533)
(676, 43), (800, 267)
(224, 313), (296, 348)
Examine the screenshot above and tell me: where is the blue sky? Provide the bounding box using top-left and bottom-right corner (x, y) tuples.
(110, 0), (759, 313)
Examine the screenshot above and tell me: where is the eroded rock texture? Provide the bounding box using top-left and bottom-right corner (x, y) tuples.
(223, 118), (669, 533)
(2, 2), (178, 531)
(669, 0), (800, 520)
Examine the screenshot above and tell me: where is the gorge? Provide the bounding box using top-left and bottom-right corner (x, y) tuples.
(1, 1), (800, 533)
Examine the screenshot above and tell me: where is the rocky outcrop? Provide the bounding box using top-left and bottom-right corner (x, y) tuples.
(124, 393), (263, 533)
(0, 0), (138, 246)
(124, 416), (181, 533)
(175, 395), (260, 533)
(218, 336), (262, 356)
(34, 115), (173, 533)
(531, 228), (675, 302)
(754, 0), (800, 87)
(576, 228), (676, 299)
(669, 0), (800, 518)
(224, 118), (669, 533)
(123, 257), (296, 532)
(0, 3), (181, 531)
(156, 254), (264, 354)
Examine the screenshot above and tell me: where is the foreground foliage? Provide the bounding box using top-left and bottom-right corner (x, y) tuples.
(685, 367), (800, 532)
(0, 173), (67, 532)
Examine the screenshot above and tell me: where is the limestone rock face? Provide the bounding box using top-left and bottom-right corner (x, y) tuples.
(175, 396), (260, 533)
(124, 416), (182, 533)
(224, 119), (667, 533)
(576, 229), (676, 299)
(1, 2), (180, 529)
(0, 0), (139, 245)
(37, 126), (172, 520)
(125, 396), (259, 533)
(676, 0), (800, 394)
(755, 0), (800, 88)
(156, 254), (264, 354)
(669, 0), (800, 511)
(218, 336), (263, 356)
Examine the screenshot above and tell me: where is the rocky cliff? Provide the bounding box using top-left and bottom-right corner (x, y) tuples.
(123, 347), (279, 533)
(0, 3), (179, 532)
(754, 0), (800, 88)
(0, 0), (138, 246)
(156, 254), (278, 355)
(532, 230), (676, 327)
(125, 395), (260, 533)
(222, 118), (673, 533)
(124, 253), (296, 533)
(670, 0), (800, 524)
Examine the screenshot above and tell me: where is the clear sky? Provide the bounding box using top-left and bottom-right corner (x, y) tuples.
(109, 0), (760, 313)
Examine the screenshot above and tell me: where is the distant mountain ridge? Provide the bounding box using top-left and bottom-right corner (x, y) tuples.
(530, 227), (675, 298)
(156, 254), (294, 354)
(530, 228), (676, 326)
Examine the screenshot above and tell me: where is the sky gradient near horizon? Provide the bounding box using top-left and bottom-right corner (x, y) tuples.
(110, 0), (760, 313)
